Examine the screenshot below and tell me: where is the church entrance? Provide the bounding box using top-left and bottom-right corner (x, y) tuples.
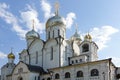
(20, 77), (23, 80)
(18, 77), (23, 80)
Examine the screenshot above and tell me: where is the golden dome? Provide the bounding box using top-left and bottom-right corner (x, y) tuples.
(84, 33), (92, 41)
(8, 53), (15, 59)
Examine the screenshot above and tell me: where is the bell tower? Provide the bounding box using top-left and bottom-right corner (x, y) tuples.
(80, 34), (98, 62)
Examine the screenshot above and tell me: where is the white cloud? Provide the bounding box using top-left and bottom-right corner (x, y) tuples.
(40, 0), (76, 29)
(0, 51), (7, 59)
(41, 0), (53, 19)
(90, 26), (119, 50)
(66, 12), (76, 29)
(0, 1), (76, 39)
(0, 3), (27, 38)
(20, 5), (45, 33)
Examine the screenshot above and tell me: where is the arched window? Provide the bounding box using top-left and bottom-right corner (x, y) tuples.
(77, 71), (83, 77)
(51, 47), (53, 60)
(82, 44), (89, 52)
(65, 46), (67, 60)
(36, 51), (38, 64)
(55, 73), (60, 79)
(53, 30), (54, 38)
(91, 69), (99, 76)
(58, 29), (60, 36)
(38, 76), (40, 80)
(48, 31), (50, 39)
(35, 76), (36, 80)
(65, 72), (70, 78)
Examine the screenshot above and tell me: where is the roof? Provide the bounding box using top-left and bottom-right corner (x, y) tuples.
(1, 63), (16, 69)
(12, 61), (46, 74)
(49, 58), (114, 70)
(26, 64), (46, 74)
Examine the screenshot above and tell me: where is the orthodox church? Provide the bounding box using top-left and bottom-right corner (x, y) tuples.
(1, 2), (120, 80)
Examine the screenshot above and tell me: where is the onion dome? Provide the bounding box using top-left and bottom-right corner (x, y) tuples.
(72, 31), (82, 41)
(71, 24), (81, 41)
(46, 15), (66, 29)
(8, 52), (15, 59)
(84, 33), (92, 41)
(26, 29), (40, 39)
(46, 2), (66, 29)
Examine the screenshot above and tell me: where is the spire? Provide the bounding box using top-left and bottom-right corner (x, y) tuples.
(32, 19), (35, 30)
(11, 47), (13, 53)
(75, 23), (78, 33)
(54, 1), (59, 16)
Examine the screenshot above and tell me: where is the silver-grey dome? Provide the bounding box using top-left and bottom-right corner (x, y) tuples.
(72, 31), (82, 41)
(26, 29), (40, 39)
(46, 15), (66, 29)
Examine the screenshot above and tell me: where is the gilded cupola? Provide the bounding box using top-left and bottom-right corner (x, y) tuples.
(8, 52), (15, 59)
(84, 33), (92, 41)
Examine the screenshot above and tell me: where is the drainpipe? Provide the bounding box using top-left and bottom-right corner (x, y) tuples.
(109, 58), (112, 80)
(27, 49), (30, 65)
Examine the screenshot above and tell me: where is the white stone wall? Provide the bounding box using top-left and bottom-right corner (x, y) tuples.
(19, 49), (28, 63)
(42, 59), (115, 80)
(12, 62), (39, 80)
(72, 41), (80, 56)
(43, 39), (60, 70)
(29, 39), (44, 67)
(70, 55), (88, 65)
(1, 63), (15, 80)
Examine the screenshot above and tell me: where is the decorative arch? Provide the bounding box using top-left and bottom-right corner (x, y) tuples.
(55, 73), (60, 79)
(45, 39), (58, 47)
(65, 72), (71, 78)
(76, 71), (83, 77)
(91, 69), (99, 76)
(82, 43), (89, 52)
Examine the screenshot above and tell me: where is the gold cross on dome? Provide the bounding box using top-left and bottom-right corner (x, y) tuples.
(75, 23), (78, 32)
(54, 1), (59, 15)
(11, 47), (13, 53)
(32, 19), (35, 30)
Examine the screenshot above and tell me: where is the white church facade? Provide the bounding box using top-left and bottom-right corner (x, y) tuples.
(1, 2), (120, 80)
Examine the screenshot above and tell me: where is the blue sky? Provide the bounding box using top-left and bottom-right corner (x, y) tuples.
(0, 0), (120, 68)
